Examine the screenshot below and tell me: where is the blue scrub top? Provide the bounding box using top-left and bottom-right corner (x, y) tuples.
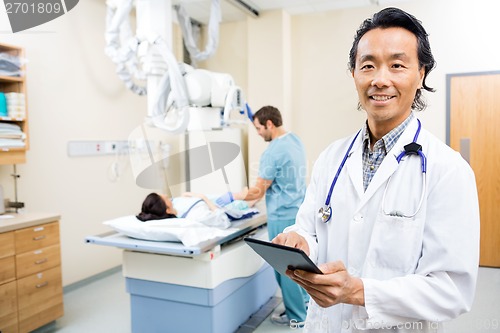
(259, 132), (306, 221)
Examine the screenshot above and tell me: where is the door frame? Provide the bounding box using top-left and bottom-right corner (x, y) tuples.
(446, 70), (500, 267)
(446, 70), (500, 144)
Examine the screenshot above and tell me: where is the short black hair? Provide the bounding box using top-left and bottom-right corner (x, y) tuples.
(253, 105), (283, 127)
(348, 7), (436, 111)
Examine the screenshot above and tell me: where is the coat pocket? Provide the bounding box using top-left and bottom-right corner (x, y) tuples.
(367, 211), (423, 274)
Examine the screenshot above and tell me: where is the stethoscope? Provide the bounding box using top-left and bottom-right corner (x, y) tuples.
(318, 119), (427, 223)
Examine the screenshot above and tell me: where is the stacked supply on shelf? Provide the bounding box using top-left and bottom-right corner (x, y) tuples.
(0, 122), (25, 148)
(0, 92), (6, 116)
(0, 52), (22, 76)
(4, 92), (26, 119)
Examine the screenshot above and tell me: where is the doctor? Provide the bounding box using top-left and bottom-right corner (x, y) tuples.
(274, 7), (480, 333)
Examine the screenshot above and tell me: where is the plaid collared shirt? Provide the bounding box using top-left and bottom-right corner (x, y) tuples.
(362, 112), (415, 191)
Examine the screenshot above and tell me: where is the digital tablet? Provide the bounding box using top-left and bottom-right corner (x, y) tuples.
(244, 237), (323, 275)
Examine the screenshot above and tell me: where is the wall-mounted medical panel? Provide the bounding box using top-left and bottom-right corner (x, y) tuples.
(67, 140), (129, 157)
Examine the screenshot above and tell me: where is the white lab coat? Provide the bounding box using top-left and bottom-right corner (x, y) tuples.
(285, 117), (480, 333)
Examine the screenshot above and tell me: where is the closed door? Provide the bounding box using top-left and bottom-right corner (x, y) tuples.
(448, 72), (500, 267)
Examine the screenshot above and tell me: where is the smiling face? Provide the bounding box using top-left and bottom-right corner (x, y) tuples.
(352, 27), (425, 138)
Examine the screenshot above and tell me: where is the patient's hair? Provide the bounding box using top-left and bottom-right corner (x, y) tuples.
(136, 193), (177, 222)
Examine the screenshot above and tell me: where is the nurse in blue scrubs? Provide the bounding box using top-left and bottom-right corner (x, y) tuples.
(231, 105), (309, 326)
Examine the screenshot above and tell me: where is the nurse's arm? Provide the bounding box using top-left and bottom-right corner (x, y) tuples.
(233, 177), (272, 201)
(287, 261), (365, 307)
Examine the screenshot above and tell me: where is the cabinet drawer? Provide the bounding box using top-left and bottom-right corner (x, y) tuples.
(0, 231), (15, 259)
(17, 266), (64, 333)
(0, 255), (15, 284)
(16, 244), (61, 279)
(15, 222), (59, 253)
(0, 280), (18, 333)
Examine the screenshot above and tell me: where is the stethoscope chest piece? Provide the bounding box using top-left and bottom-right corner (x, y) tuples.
(318, 205), (332, 223)
(318, 130), (361, 224)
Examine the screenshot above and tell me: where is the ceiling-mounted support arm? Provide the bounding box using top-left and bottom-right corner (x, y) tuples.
(224, 0), (259, 18)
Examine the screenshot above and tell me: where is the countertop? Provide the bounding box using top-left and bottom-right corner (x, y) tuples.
(0, 212), (61, 233)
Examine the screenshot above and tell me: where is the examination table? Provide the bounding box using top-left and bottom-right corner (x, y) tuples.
(85, 213), (277, 333)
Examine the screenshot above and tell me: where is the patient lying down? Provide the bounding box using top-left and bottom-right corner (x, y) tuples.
(136, 192), (258, 229)
(137, 192), (208, 221)
(103, 192), (258, 245)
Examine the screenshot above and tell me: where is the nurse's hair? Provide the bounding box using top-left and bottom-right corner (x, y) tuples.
(136, 192), (176, 222)
(348, 7), (436, 111)
(253, 105), (283, 128)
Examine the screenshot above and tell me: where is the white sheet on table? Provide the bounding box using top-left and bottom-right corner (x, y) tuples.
(103, 215), (237, 247)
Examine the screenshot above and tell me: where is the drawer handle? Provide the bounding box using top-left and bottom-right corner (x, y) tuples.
(35, 258), (48, 265)
(33, 235), (46, 241)
(36, 281), (48, 288)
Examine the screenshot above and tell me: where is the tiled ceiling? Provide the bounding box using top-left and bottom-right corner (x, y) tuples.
(172, 0), (411, 24)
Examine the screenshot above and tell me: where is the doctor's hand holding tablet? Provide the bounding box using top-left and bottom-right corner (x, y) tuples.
(271, 232), (365, 308)
(246, 231), (365, 308)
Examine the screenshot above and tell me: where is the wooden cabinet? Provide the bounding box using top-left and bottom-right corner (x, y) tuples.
(17, 266), (63, 333)
(0, 255), (16, 284)
(0, 231), (17, 333)
(0, 218), (63, 333)
(0, 42), (29, 165)
(16, 244), (61, 278)
(14, 222), (59, 254)
(0, 281), (18, 333)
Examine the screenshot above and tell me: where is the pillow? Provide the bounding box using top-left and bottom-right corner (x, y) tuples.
(103, 215), (235, 247)
(103, 215), (186, 242)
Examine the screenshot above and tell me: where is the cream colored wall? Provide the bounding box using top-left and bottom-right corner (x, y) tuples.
(200, 21), (251, 183)
(201, 21), (247, 94)
(204, 12), (297, 185)
(208, 0), (500, 184)
(247, 11), (293, 184)
(1, 0), (499, 286)
(291, 0), (500, 166)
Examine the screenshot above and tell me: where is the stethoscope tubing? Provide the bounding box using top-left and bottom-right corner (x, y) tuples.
(321, 119), (426, 222)
(382, 167), (426, 218)
(324, 130), (361, 207)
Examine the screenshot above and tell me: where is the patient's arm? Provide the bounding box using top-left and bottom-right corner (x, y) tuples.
(234, 177), (272, 201)
(182, 192), (219, 211)
(245, 198), (260, 207)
